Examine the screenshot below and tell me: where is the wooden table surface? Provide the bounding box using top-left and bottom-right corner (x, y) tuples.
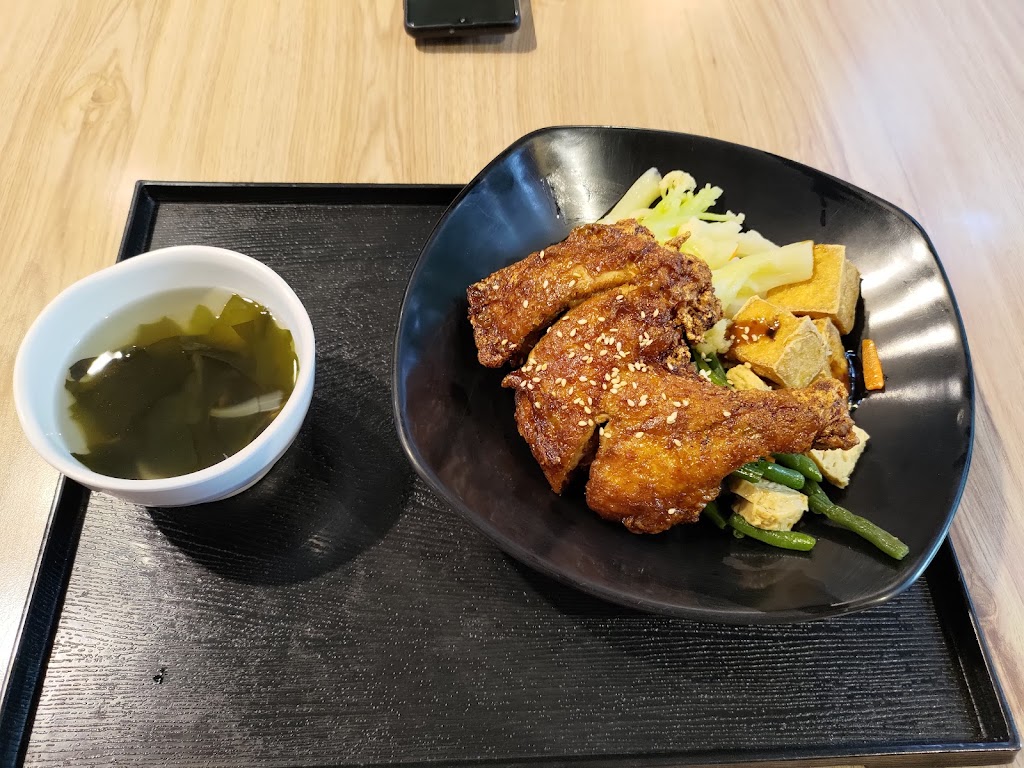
(1, 0), (1021, 764)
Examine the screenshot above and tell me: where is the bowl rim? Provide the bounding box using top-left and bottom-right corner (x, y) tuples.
(391, 125), (975, 623)
(14, 244), (316, 493)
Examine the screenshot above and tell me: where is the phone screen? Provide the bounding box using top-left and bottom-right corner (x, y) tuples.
(405, 0), (519, 33)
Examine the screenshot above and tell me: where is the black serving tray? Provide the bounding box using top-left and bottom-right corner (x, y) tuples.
(0, 183), (1017, 767)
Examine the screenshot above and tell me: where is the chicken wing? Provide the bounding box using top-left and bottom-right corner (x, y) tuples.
(468, 221), (717, 367)
(502, 245), (721, 491)
(587, 374), (856, 533)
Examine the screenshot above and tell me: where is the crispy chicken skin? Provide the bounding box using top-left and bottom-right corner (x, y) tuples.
(502, 247), (722, 491)
(587, 374), (856, 533)
(469, 221), (857, 536)
(468, 221), (713, 367)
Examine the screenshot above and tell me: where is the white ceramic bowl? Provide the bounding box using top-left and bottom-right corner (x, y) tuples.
(13, 245), (315, 507)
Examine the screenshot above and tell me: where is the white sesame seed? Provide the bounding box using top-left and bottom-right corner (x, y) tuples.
(579, 375), (588, 381)
(577, 319), (587, 325)
(723, 410), (731, 417)
(627, 399), (635, 406)
(539, 250), (545, 258)
(567, 350), (576, 358)
(584, 343), (592, 350)
(616, 294), (624, 301)
(584, 407), (592, 414)
(673, 439), (682, 447)
(634, 431), (644, 438)
(543, 280), (549, 288)
(578, 420), (588, 426)
(584, 356), (593, 363)
(588, 419), (595, 426)
(632, 382), (638, 389)
(610, 328), (619, 333)
(598, 317), (606, 322)
(640, 311), (646, 319)
(587, 397), (593, 405)
(668, 508), (677, 515)
(519, 381), (527, 388)
(570, 329), (577, 337)
(667, 411), (678, 424)
(523, 299), (529, 308)
(527, 383), (534, 390)
(568, 279), (576, 288)
(534, 401), (542, 408)
(682, 399), (689, 406)
(501, 339), (509, 346)
(532, 376), (541, 383)
(653, 309), (659, 317)
(599, 349), (608, 356)
(673, 401), (681, 407)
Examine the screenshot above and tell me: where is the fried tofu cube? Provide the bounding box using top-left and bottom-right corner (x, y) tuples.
(812, 318), (850, 389)
(729, 477), (808, 531)
(808, 425), (869, 489)
(728, 297), (828, 388)
(726, 364), (771, 391)
(766, 244), (861, 334)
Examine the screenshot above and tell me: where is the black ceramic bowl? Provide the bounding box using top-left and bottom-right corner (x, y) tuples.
(393, 127), (973, 623)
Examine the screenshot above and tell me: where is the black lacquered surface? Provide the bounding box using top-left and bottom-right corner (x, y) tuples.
(6, 184), (1015, 767)
(394, 127), (974, 623)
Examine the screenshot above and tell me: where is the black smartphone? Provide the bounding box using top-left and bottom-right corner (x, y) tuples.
(404, 0), (521, 39)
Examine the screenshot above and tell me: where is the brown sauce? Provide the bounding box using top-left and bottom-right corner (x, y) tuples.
(728, 317), (780, 344)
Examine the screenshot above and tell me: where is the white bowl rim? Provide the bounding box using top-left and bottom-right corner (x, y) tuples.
(13, 245), (316, 493)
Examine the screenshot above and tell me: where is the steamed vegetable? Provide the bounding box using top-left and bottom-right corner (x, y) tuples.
(711, 240), (814, 316)
(598, 169), (814, 318)
(861, 338), (885, 390)
(803, 479), (909, 560)
(773, 452), (824, 482)
(597, 167), (664, 224)
(728, 513), (816, 552)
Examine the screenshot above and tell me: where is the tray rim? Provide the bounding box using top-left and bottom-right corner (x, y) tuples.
(0, 180), (1016, 767)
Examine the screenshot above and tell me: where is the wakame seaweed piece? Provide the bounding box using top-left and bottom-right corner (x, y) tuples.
(187, 303), (218, 335)
(133, 316), (186, 348)
(65, 340), (193, 438)
(133, 389), (200, 478)
(218, 293), (263, 327)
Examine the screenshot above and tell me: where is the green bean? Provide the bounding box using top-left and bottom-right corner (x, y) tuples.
(729, 464), (763, 484)
(690, 348), (728, 388)
(702, 500), (728, 530)
(727, 513), (816, 552)
(772, 452), (823, 482)
(802, 479), (909, 561)
(705, 351), (729, 383)
(730, 460), (805, 490)
(754, 459), (805, 490)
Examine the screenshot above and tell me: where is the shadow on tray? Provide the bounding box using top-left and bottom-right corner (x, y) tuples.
(149, 361), (410, 585)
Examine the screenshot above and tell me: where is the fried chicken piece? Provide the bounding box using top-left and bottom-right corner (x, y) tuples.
(586, 373), (856, 533)
(502, 247), (721, 492)
(468, 221), (717, 367)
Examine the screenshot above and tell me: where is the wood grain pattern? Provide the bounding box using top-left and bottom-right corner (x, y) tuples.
(1, 1), (1022, 765)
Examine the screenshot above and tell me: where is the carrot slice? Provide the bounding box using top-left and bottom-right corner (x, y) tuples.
(861, 338), (885, 391)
